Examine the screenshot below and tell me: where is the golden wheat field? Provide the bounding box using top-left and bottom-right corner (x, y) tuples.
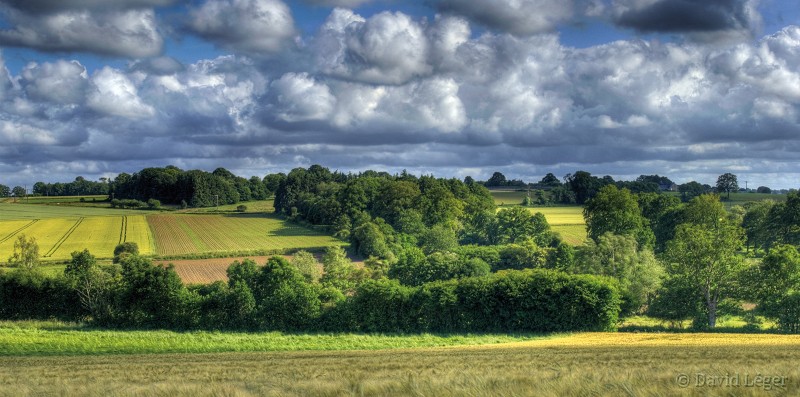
(1, 332), (797, 397)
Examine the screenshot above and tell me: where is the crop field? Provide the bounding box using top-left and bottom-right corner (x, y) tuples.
(0, 204), (156, 262)
(148, 214), (345, 257)
(0, 325), (798, 397)
(529, 206), (587, 245)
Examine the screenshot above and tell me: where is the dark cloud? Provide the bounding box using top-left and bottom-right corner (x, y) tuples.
(434, 0), (576, 36)
(614, 0), (753, 33)
(1, 0), (175, 14)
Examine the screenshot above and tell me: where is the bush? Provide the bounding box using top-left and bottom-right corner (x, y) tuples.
(236, 205), (247, 212)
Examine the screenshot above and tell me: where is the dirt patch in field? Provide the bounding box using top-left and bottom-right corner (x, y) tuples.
(158, 253), (363, 285)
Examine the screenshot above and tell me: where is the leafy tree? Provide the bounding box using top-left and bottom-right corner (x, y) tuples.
(252, 256), (321, 330)
(64, 249), (118, 322)
(11, 186), (26, 198)
(584, 185), (653, 248)
(263, 173), (286, 197)
(539, 173), (561, 186)
(751, 245), (800, 333)
(117, 255), (194, 328)
(742, 200), (775, 252)
(757, 186), (772, 194)
(320, 245), (363, 293)
(574, 233), (664, 316)
(113, 242), (139, 264)
(495, 207), (551, 245)
(565, 171), (605, 204)
(291, 250), (322, 283)
(662, 221), (745, 328)
(716, 173), (739, 199)
(0, 184), (9, 197)
(7, 234), (39, 272)
(419, 224), (459, 254)
(678, 181), (706, 202)
(485, 172), (507, 187)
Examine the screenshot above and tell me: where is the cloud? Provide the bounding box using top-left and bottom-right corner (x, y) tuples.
(0, 7), (164, 57)
(187, 0), (296, 54)
(611, 0), (760, 40)
(267, 72), (336, 122)
(313, 9), (432, 85)
(87, 67), (155, 119)
(301, 0), (374, 7)
(434, 0), (576, 36)
(20, 60), (88, 104)
(1, 0), (175, 13)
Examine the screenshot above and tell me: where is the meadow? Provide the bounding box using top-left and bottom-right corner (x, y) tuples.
(0, 323), (797, 396)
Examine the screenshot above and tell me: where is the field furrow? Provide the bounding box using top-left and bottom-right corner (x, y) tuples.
(148, 214), (344, 257)
(0, 219), (38, 244)
(124, 215), (154, 255)
(48, 217), (122, 259)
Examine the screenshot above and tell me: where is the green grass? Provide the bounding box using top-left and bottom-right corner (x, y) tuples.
(0, 321), (548, 356)
(1, 327), (798, 396)
(0, 203), (158, 221)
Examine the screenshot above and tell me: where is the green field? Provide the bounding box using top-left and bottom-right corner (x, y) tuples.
(1, 323), (797, 396)
(148, 213), (345, 257)
(0, 201), (344, 263)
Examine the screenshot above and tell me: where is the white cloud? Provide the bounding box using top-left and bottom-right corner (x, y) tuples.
(268, 72), (336, 122)
(435, 0), (576, 36)
(315, 9), (432, 84)
(87, 67), (155, 119)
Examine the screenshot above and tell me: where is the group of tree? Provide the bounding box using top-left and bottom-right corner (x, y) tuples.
(0, 242), (620, 333)
(0, 184), (27, 198)
(108, 166), (285, 207)
(31, 177), (110, 196)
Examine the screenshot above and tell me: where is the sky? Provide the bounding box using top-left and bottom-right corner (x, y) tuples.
(0, 0), (799, 190)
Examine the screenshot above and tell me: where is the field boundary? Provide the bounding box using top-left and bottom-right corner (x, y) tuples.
(119, 216), (127, 244)
(43, 218), (84, 258)
(0, 219), (38, 244)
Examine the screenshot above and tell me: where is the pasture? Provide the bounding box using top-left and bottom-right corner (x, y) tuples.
(0, 324), (797, 396)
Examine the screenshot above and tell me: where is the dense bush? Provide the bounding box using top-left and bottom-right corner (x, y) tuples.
(0, 271), (84, 321)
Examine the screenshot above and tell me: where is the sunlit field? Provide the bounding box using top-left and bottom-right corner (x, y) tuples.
(148, 214), (345, 258)
(1, 323), (797, 397)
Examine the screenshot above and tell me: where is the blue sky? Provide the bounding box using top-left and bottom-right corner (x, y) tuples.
(0, 0), (799, 189)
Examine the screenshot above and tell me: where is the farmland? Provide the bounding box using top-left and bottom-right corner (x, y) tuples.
(0, 204), (155, 261)
(148, 214), (344, 257)
(0, 200), (345, 264)
(0, 324), (797, 396)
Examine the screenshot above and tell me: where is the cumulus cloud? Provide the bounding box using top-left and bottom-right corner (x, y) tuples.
(20, 60), (88, 104)
(434, 0), (576, 36)
(188, 0), (296, 54)
(267, 72), (336, 122)
(87, 67), (155, 119)
(0, 7), (164, 57)
(314, 9), (432, 85)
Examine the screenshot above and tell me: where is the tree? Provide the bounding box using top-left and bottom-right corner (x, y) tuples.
(574, 233), (664, 316)
(11, 186), (26, 198)
(7, 234), (39, 271)
(663, 222), (745, 328)
(757, 186), (772, 194)
(716, 173), (739, 200)
(113, 242), (139, 264)
(65, 249), (118, 322)
(539, 173), (561, 187)
(565, 171), (605, 204)
(751, 245), (800, 332)
(0, 184), (9, 197)
(291, 250), (322, 283)
(485, 172), (507, 187)
(583, 185), (653, 248)
(678, 181), (706, 202)
(495, 207), (552, 246)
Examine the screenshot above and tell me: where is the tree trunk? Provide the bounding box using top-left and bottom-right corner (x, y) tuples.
(705, 286), (717, 328)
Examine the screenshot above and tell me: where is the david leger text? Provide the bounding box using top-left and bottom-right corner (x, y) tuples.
(695, 373), (787, 390)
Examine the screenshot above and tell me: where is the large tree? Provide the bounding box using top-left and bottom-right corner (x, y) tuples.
(663, 221), (745, 328)
(0, 184), (9, 197)
(584, 185), (653, 248)
(716, 173), (739, 199)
